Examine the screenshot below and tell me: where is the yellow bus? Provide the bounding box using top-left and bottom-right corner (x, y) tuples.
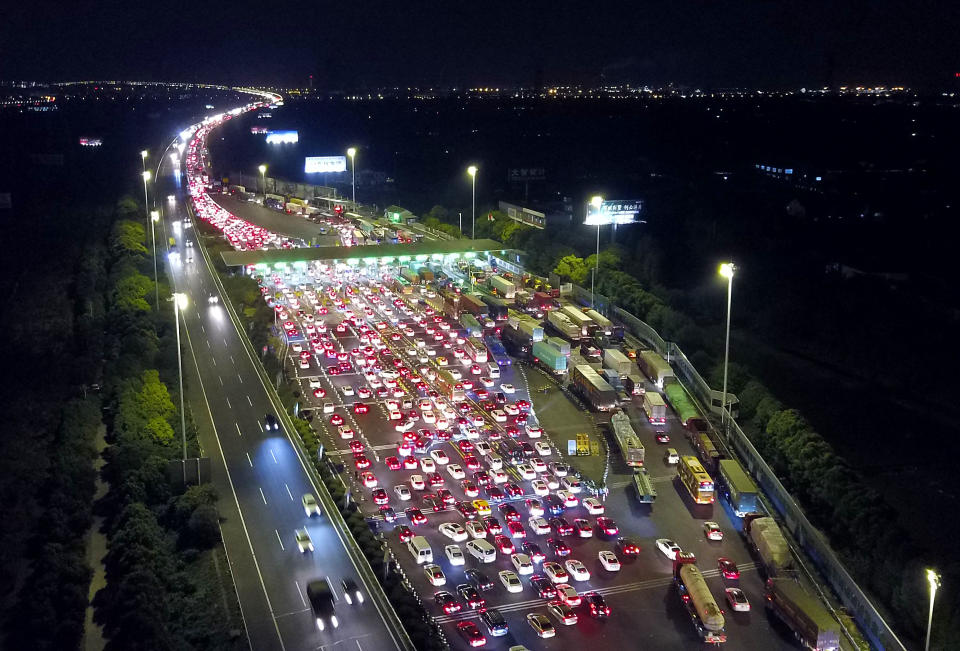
(678, 455), (715, 504)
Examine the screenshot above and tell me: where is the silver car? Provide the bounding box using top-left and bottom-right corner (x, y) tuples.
(296, 528), (314, 552)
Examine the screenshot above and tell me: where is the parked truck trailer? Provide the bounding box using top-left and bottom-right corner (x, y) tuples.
(765, 579), (841, 651)
(744, 514), (794, 577)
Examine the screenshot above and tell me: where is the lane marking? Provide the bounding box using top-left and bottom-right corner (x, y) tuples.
(223, 337), (229, 347)
(206, 340), (211, 348)
(295, 581), (306, 608)
(259, 487), (267, 504)
(275, 529), (285, 550)
(219, 375), (223, 386)
(327, 576), (338, 602)
(212, 357), (217, 367)
(226, 397), (232, 409)
(235, 422), (242, 437)
(247, 395), (253, 406)
(246, 452), (253, 467)
(285, 483), (294, 500)
(258, 420), (263, 432)
(230, 355), (236, 365)
(200, 324), (205, 334)
(271, 449), (279, 464)
(238, 373), (243, 384)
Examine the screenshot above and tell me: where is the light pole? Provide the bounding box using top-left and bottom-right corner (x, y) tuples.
(467, 166), (478, 239)
(173, 293), (189, 475)
(150, 210), (160, 307)
(259, 164), (267, 199)
(140, 150), (148, 208)
(141, 170), (151, 226)
(926, 569), (941, 651)
(719, 262), (736, 439)
(589, 195), (603, 308)
(347, 147), (357, 208)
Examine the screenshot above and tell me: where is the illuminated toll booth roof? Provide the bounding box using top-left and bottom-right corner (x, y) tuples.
(220, 239), (513, 269)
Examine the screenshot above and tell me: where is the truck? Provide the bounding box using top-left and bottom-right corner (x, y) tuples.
(673, 554), (726, 644)
(480, 294), (511, 320)
(744, 514), (794, 577)
(603, 348), (633, 377)
(546, 310), (580, 339)
(717, 459), (759, 517)
(585, 308), (624, 340)
(517, 320), (544, 343)
(532, 340), (567, 375)
(417, 267), (435, 282)
(501, 324), (532, 358)
(610, 409), (644, 466)
(765, 579), (841, 651)
(632, 468), (657, 502)
(546, 336), (570, 355)
(571, 364), (617, 412)
(637, 350), (675, 389)
(459, 293), (486, 316)
(489, 275), (516, 299)
(561, 305), (594, 337)
(601, 368), (622, 390)
(642, 392), (667, 425)
(460, 313), (482, 338)
(694, 432), (722, 475)
(623, 374), (645, 396)
(400, 267), (420, 284)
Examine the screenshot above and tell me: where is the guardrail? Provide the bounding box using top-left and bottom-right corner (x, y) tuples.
(568, 283), (905, 651)
(189, 202), (416, 651)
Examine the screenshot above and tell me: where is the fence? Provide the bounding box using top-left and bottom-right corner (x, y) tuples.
(568, 282), (905, 651)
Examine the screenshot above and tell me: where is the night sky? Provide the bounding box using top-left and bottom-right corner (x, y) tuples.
(2, 1), (958, 89)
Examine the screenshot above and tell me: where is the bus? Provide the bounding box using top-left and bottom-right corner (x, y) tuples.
(483, 335), (511, 366)
(678, 456), (715, 504)
(436, 369), (465, 402)
(464, 339), (488, 364)
(717, 459), (759, 517)
(694, 433), (722, 475)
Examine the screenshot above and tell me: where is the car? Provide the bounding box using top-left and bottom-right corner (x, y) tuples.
(478, 607), (509, 637)
(516, 464), (536, 480)
(371, 488), (388, 505)
(581, 496), (604, 514)
(302, 493), (321, 517)
(525, 425), (543, 438)
(419, 457), (437, 473)
(465, 568), (494, 592)
(409, 474), (425, 490)
(457, 583), (486, 610)
(434, 590), (460, 614)
(394, 485), (412, 501)
(521, 541), (546, 563)
(704, 521), (724, 541)
(341, 385), (355, 396)
(528, 516), (551, 535)
(296, 528), (314, 552)
(466, 520), (487, 539)
(573, 518), (593, 538)
(564, 559), (590, 581)
(424, 563), (447, 586)
(422, 496), (442, 513)
(486, 486), (506, 502)
(527, 613), (556, 639)
(486, 455), (503, 470)
(491, 409), (507, 423)
(353, 402), (369, 414)
(556, 582), (581, 606)
(597, 549), (621, 571)
(482, 516), (502, 535)
(312, 387), (327, 398)
(396, 525), (414, 543)
(718, 557), (740, 579)
(547, 599), (578, 625)
(437, 488), (456, 505)
(597, 517), (619, 536)
(493, 534), (515, 555)
(330, 414), (344, 426)
(725, 587), (751, 612)
(455, 501), (478, 520)
(339, 426), (356, 440)
(504, 482), (524, 498)
(561, 476), (582, 493)
(445, 544), (465, 566)
(461, 479), (479, 498)
(472, 498), (491, 515)
(440, 522), (468, 542)
(341, 577), (364, 605)
(499, 503), (521, 522)
(500, 384), (516, 394)
(480, 376), (495, 388)
(306, 579), (338, 631)
(557, 489), (578, 507)
(543, 561), (569, 584)
(655, 538), (682, 560)
(549, 517), (574, 537)
(511, 553), (534, 575)
(499, 570), (523, 593)
(405, 506), (427, 526)
(507, 521), (527, 539)
(655, 430), (670, 443)
(584, 591), (611, 619)
(360, 471), (377, 487)
(541, 474), (560, 490)
(265, 414), (279, 430)
(473, 470), (492, 487)
(385, 456), (402, 471)
(525, 498), (545, 516)
(548, 462), (569, 477)
(456, 621), (486, 647)
(612, 536), (639, 557)
(534, 440), (552, 456)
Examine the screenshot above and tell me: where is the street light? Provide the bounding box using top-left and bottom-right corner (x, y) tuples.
(347, 147), (357, 207)
(150, 210), (160, 307)
(258, 164), (267, 199)
(719, 262), (736, 439)
(141, 170), (151, 226)
(589, 195), (603, 308)
(173, 293), (189, 475)
(926, 569), (941, 651)
(467, 165), (478, 239)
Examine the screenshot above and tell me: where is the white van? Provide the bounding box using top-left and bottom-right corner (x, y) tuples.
(487, 364), (501, 379)
(665, 448), (680, 464)
(407, 536), (433, 564)
(465, 539), (497, 563)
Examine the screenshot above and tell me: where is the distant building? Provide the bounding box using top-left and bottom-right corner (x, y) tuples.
(498, 199), (572, 230)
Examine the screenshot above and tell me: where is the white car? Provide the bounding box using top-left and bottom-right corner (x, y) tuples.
(656, 538), (683, 560)
(486, 455), (503, 471)
(491, 409), (507, 423)
(445, 544), (465, 566)
(430, 449), (450, 465)
(557, 490), (578, 507)
(394, 485), (412, 501)
(665, 447), (680, 464)
(703, 521), (724, 541)
(323, 402), (336, 414)
(531, 480), (549, 497)
(440, 522), (468, 542)
(296, 528), (314, 552)
(511, 553), (534, 575)
(542, 474), (560, 490)
(503, 404), (520, 416)
(338, 426), (355, 439)
(548, 462), (569, 477)
(534, 441), (552, 456)
(419, 458), (437, 473)
(530, 457), (547, 473)
(499, 570), (523, 593)
(525, 425), (543, 438)
(299, 359), (311, 369)
(308, 377), (322, 388)
(424, 563), (446, 586)
(516, 464), (536, 480)
(528, 517), (551, 535)
(725, 587), (751, 612)
(466, 521), (487, 539)
(480, 377), (495, 388)
(491, 469), (508, 484)
(582, 497), (604, 515)
(543, 561), (569, 584)
(446, 464), (465, 480)
(564, 559), (590, 581)
(561, 476), (582, 493)
(599, 550), (621, 572)
(409, 474), (425, 490)
(302, 493), (321, 517)
(341, 385), (355, 396)
(448, 369), (462, 380)
(500, 384), (516, 394)
(422, 410), (436, 424)
(475, 441), (492, 456)
(292, 343), (303, 353)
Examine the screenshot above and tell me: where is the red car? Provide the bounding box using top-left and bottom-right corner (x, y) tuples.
(456, 621), (486, 648)
(493, 535), (515, 555)
(718, 557), (740, 579)
(486, 486), (506, 502)
(312, 387), (326, 398)
(457, 440), (475, 454)
(617, 536), (641, 556)
(385, 456), (401, 470)
(371, 488), (388, 505)
(329, 414), (344, 426)
(461, 480), (479, 498)
(427, 472), (445, 487)
(405, 507), (427, 525)
(463, 455), (480, 470)
(396, 525), (414, 542)
(597, 517), (619, 536)
(437, 489), (456, 506)
(354, 402), (370, 414)
(326, 365), (341, 375)
(403, 456), (419, 470)
(349, 440), (364, 454)
(482, 516), (502, 535)
(353, 455), (371, 470)
(435, 428), (452, 441)
(473, 471), (491, 487)
(507, 521), (527, 538)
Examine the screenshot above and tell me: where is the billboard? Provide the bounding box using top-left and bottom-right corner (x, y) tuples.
(584, 200), (643, 225)
(304, 156), (347, 174)
(508, 167), (546, 182)
(265, 130), (298, 144)
(250, 126), (269, 134)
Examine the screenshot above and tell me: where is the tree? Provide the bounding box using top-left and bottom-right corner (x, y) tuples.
(112, 272), (152, 313)
(186, 505), (221, 549)
(553, 255), (589, 285)
(109, 220), (148, 259)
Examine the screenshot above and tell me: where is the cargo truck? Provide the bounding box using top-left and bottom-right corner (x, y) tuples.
(489, 275), (516, 299)
(765, 579), (841, 651)
(601, 368), (622, 389)
(744, 514), (794, 577)
(717, 459), (759, 517)
(518, 320), (544, 342)
(459, 294), (486, 316)
(632, 468), (657, 502)
(400, 267), (420, 284)
(603, 348), (633, 377)
(546, 336), (570, 355)
(642, 392), (667, 425)
(584, 309), (624, 339)
(417, 268), (435, 282)
(532, 341), (567, 375)
(610, 409), (644, 466)
(571, 364), (617, 411)
(561, 305), (594, 337)
(480, 294), (511, 319)
(501, 324), (532, 358)
(623, 374), (645, 396)
(673, 554), (726, 644)
(460, 313), (482, 338)
(637, 350), (676, 389)
(546, 310), (580, 339)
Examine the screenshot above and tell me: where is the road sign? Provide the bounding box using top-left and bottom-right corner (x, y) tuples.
(567, 440), (577, 456)
(590, 441), (601, 456)
(576, 433), (590, 456)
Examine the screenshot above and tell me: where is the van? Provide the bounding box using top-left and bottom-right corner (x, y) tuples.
(407, 536), (433, 564)
(465, 539), (497, 563)
(487, 364), (501, 379)
(665, 448), (679, 464)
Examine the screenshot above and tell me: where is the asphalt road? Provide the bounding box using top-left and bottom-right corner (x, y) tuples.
(211, 193), (342, 243)
(156, 144), (406, 651)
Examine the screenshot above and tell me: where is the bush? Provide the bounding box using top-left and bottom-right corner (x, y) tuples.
(187, 505), (222, 549)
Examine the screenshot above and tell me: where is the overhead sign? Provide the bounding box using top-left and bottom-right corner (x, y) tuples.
(508, 168), (546, 182)
(250, 126), (268, 134)
(585, 200), (643, 225)
(265, 130), (298, 144)
(79, 137), (102, 147)
(305, 156), (347, 173)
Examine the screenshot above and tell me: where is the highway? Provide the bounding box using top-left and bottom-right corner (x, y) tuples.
(154, 141), (408, 651)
